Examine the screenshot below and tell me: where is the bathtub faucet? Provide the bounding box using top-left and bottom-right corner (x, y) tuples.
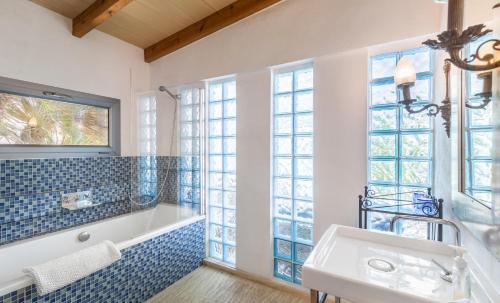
(389, 215), (462, 246)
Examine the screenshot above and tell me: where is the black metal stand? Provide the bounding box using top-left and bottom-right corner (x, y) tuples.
(358, 186), (444, 241)
(310, 290), (340, 303)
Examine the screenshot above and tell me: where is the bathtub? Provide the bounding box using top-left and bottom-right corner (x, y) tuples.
(0, 204), (205, 302)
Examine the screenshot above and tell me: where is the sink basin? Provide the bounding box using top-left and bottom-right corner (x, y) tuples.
(302, 224), (466, 303)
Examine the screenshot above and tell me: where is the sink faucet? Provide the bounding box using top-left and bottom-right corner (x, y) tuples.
(389, 215), (462, 246)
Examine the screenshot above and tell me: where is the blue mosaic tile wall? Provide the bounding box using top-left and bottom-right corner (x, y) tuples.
(0, 156), (178, 246)
(0, 219), (205, 303)
(131, 156), (179, 212)
(157, 156), (178, 204)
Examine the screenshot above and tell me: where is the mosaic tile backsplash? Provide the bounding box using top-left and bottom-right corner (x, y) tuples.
(0, 156), (178, 246)
(0, 219), (205, 303)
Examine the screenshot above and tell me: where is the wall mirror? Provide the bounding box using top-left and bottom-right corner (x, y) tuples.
(455, 63), (500, 258)
(459, 39), (499, 220)
(457, 64), (500, 219)
(453, 0), (500, 259)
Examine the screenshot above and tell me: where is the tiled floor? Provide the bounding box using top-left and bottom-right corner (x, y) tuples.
(147, 266), (308, 303)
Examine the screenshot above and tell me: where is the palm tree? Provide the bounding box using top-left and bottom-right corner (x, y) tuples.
(58, 103), (108, 145)
(0, 94), (56, 144)
(0, 93), (108, 146)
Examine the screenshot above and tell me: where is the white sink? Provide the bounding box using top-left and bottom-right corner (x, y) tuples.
(302, 224), (466, 303)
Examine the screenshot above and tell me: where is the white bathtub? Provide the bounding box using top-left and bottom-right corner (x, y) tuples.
(0, 204), (204, 297)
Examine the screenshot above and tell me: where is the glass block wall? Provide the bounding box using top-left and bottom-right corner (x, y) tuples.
(464, 35), (494, 208)
(272, 66), (314, 284)
(139, 94), (157, 197)
(368, 48), (434, 238)
(179, 88), (202, 210)
(207, 79), (237, 266)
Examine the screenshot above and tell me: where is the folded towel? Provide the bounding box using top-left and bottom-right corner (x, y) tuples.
(23, 240), (121, 295)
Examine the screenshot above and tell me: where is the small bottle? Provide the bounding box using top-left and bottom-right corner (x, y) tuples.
(452, 254), (471, 300)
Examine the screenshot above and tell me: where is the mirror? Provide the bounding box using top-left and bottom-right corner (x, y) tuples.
(455, 65), (500, 259)
(459, 19), (500, 224)
(453, 0), (500, 260)
(461, 40), (496, 211)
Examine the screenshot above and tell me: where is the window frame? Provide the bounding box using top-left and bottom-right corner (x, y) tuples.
(0, 76), (120, 158)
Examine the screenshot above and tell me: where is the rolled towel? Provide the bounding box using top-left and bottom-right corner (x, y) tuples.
(23, 240), (121, 296)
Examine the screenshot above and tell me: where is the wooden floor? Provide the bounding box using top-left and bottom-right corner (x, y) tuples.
(147, 266), (308, 303)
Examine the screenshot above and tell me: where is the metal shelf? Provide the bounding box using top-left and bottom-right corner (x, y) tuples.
(358, 186), (444, 241)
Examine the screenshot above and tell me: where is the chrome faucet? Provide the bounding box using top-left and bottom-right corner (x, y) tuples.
(389, 215), (462, 246)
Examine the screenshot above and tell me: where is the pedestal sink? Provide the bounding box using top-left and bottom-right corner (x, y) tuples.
(302, 225), (466, 303)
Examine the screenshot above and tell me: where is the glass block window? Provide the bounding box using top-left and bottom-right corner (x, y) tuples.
(207, 79), (237, 266)
(138, 94), (157, 198)
(272, 66), (314, 284)
(368, 48), (433, 238)
(139, 94), (157, 156)
(178, 88), (202, 210)
(464, 35), (493, 208)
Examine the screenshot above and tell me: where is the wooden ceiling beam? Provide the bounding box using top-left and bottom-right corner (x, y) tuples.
(144, 0), (282, 63)
(73, 0), (133, 38)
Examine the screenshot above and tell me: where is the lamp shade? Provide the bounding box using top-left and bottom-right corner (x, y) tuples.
(395, 57), (417, 86)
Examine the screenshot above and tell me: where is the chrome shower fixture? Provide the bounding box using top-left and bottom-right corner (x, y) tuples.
(158, 86), (180, 101)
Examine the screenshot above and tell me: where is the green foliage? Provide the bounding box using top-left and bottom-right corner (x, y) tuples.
(0, 93), (108, 146)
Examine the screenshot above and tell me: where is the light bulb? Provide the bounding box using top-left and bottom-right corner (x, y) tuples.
(395, 57), (417, 86)
(28, 117), (38, 127)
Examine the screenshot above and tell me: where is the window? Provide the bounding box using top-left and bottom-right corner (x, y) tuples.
(464, 35), (493, 208)
(207, 79), (237, 266)
(272, 66), (314, 284)
(368, 48), (433, 238)
(178, 88), (203, 210)
(0, 76), (120, 157)
(138, 94), (157, 198)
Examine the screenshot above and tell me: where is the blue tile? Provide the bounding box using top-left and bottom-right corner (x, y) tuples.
(0, 156), (180, 246)
(1, 220), (204, 303)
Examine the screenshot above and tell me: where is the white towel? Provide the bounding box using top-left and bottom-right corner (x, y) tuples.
(23, 240), (121, 295)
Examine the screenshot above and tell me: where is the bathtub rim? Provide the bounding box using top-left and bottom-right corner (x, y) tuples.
(0, 205), (205, 297)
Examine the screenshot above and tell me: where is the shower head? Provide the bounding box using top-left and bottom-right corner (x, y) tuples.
(158, 86), (180, 101)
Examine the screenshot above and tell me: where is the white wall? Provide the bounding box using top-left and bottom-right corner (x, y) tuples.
(236, 70), (273, 277)
(152, 0), (443, 156)
(314, 49), (368, 238)
(150, 0), (444, 281)
(0, 0), (150, 156)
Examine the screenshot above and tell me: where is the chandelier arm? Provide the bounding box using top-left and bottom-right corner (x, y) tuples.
(448, 45), (500, 72)
(426, 104), (442, 116)
(465, 98), (492, 109)
(403, 103), (441, 116)
(464, 39), (500, 63)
